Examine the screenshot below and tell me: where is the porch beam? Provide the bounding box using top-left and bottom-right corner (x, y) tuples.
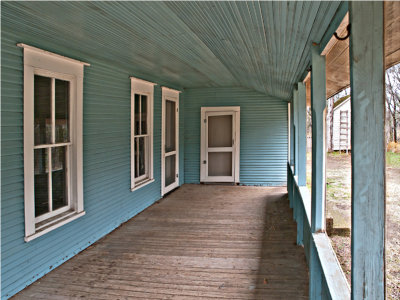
(297, 82), (307, 186)
(310, 44), (326, 233)
(349, 2), (385, 299)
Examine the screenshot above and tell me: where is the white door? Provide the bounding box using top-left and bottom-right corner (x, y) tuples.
(200, 107), (240, 183)
(162, 87), (179, 195)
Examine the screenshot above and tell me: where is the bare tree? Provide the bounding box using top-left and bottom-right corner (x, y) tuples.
(386, 64), (400, 143)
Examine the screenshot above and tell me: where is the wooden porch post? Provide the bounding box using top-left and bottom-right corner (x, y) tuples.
(293, 89), (299, 176)
(290, 102), (295, 166)
(296, 82), (307, 245)
(309, 43), (326, 299)
(310, 44), (326, 233)
(349, 2), (385, 299)
(297, 82), (307, 186)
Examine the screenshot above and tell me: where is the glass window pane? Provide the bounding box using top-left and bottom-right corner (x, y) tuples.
(208, 152), (232, 176)
(141, 95), (147, 135)
(52, 147), (68, 210)
(134, 138), (139, 178)
(134, 94), (140, 136)
(34, 148), (49, 216)
(55, 79), (70, 143)
(165, 100), (176, 152)
(165, 154), (176, 187)
(134, 137), (147, 179)
(139, 137), (146, 177)
(208, 115), (233, 147)
(34, 75), (52, 145)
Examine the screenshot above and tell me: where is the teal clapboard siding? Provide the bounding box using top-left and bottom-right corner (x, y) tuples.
(1, 30), (185, 300)
(184, 87), (288, 186)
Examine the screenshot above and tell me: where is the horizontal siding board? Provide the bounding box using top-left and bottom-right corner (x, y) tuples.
(184, 87), (288, 186)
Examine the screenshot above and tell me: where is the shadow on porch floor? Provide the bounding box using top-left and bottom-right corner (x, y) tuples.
(14, 184), (309, 299)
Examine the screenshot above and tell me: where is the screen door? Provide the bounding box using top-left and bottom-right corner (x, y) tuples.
(162, 88), (179, 195)
(200, 107), (240, 183)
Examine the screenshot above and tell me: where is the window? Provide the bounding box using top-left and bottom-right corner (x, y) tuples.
(20, 44), (89, 241)
(130, 77), (155, 190)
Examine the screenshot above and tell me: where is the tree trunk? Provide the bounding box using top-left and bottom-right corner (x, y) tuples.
(393, 113), (398, 143)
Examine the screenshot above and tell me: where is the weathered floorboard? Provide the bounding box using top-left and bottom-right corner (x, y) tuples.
(13, 184), (308, 299)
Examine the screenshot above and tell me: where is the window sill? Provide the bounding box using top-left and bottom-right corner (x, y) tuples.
(131, 178), (155, 192)
(25, 211), (85, 242)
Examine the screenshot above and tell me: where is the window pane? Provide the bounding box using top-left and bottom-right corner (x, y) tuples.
(52, 147), (68, 210)
(165, 100), (176, 152)
(135, 94), (140, 135)
(55, 79), (70, 143)
(134, 137), (147, 179)
(139, 137), (146, 177)
(34, 148), (49, 216)
(165, 154), (176, 187)
(134, 138), (139, 178)
(34, 75), (52, 145)
(141, 95), (147, 135)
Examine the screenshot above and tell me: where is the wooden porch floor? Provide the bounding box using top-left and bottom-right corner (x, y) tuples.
(15, 184), (309, 299)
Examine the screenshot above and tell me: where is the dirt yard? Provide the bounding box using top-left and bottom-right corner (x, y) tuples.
(306, 152), (400, 299)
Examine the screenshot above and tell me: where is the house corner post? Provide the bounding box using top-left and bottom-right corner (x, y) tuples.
(309, 43), (326, 299)
(349, 2), (385, 299)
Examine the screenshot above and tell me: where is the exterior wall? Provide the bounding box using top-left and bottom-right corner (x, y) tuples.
(1, 28), (185, 299)
(332, 100), (351, 151)
(184, 87), (288, 186)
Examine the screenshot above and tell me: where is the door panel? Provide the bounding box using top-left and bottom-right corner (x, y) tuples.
(165, 100), (176, 152)
(208, 152), (232, 176)
(208, 115), (233, 147)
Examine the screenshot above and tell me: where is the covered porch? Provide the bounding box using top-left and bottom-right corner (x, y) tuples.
(2, 1), (398, 299)
(13, 185), (308, 299)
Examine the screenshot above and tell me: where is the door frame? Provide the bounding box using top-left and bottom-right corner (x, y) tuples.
(200, 106), (240, 183)
(161, 87), (180, 196)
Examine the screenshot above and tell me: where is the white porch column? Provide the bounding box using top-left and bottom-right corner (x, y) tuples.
(349, 2), (385, 299)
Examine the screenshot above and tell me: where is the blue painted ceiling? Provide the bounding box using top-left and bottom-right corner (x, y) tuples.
(2, 1), (341, 100)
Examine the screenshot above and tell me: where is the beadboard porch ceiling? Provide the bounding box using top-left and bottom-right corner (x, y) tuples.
(3, 1), (342, 100)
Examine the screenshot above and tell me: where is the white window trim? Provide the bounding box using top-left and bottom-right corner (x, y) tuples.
(130, 77), (156, 191)
(19, 43), (89, 242)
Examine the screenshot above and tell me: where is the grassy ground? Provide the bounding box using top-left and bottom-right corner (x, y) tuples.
(306, 152), (400, 299)
(387, 151), (400, 168)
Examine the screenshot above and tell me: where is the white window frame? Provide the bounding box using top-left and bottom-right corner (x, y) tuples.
(130, 77), (156, 191)
(19, 43), (89, 242)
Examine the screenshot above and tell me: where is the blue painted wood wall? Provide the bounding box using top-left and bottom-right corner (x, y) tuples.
(1, 30), (185, 299)
(2, 5), (287, 300)
(184, 87), (288, 186)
